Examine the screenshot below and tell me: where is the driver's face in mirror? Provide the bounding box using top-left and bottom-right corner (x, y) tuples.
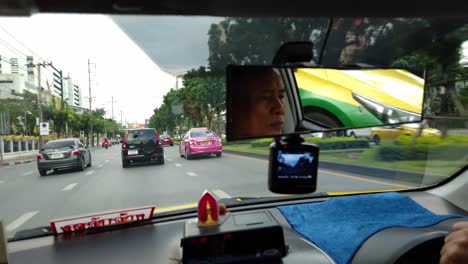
(230, 67), (286, 139)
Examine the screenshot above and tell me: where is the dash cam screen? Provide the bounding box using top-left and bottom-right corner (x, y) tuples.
(276, 150), (315, 180)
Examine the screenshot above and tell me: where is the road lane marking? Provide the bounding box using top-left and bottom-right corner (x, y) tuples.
(175, 163), (182, 167)
(62, 183), (78, 191)
(186, 172), (198, 177)
(98, 164), (104, 168)
(212, 189), (232, 199)
(23, 171), (33, 176)
(85, 170), (95, 175)
(105, 160), (109, 163)
(225, 153), (414, 189)
(320, 169), (414, 189)
(6, 211), (39, 232)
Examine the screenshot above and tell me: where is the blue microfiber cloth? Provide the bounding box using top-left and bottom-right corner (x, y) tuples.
(278, 192), (464, 264)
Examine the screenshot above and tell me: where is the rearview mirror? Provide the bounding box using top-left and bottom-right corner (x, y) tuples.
(226, 65), (425, 140)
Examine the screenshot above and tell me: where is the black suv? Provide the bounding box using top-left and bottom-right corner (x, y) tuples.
(121, 128), (164, 168)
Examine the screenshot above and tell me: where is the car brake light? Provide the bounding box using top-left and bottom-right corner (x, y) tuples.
(37, 153), (44, 160)
(71, 150), (80, 156)
(123, 133), (128, 149)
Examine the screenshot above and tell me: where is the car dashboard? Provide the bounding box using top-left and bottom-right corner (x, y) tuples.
(6, 192), (468, 264)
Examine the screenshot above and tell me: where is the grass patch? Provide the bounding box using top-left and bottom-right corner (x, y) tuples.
(320, 147), (465, 176)
(223, 144), (269, 155)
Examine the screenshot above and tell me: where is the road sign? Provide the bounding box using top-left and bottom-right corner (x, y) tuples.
(40, 122), (49, 136)
(80, 131), (85, 137)
(171, 102), (184, 115)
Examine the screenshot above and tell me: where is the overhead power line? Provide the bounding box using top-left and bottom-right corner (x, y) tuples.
(0, 37), (28, 60)
(0, 25), (48, 63)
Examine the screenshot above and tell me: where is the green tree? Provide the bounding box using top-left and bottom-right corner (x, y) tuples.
(0, 91), (40, 135)
(208, 18), (328, 73)
(48, 107), (74, 139)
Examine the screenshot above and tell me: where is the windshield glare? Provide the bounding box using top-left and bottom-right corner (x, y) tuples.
(0, 14), (467, 240)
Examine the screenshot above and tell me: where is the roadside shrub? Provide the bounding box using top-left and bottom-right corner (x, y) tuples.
(223, 138), (253, 146)
(306, 137), (369, 150)
(396, 135), (468, 146)
(376, 140), (467, 161)
(250, 138), (274, 148)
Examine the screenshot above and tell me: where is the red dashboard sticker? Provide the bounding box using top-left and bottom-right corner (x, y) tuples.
(50, 206), (156, 234)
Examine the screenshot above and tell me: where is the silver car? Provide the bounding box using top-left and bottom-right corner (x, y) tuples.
(37, 139), (92, 176)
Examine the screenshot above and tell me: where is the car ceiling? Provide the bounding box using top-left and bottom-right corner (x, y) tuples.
(4, 0), (468, 17)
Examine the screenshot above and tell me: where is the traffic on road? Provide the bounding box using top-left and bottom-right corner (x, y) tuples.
(1, 143), (416, 239)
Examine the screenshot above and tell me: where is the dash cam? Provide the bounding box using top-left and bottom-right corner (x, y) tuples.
(268, 135), (319, 194)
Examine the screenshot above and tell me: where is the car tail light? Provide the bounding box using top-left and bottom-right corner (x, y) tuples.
(123, 133), (128, 149)
(189, 140), (196, 145)
(37, 153), (44, 160)
(71, 150), (80, 156)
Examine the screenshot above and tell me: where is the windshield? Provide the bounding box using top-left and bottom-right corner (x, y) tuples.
(43, 140), (75, 149)
(0, 15), (467, 240)
(126, 130), (157, 143)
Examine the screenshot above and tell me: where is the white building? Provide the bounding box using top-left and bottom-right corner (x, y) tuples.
(0, 56), (82, 108)
(62, 76), (82, 107)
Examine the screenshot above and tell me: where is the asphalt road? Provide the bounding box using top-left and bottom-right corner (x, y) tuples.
(0, 145), (415, 238)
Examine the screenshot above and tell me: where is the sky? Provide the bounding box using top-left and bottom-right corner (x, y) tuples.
(0, 14), (219, 124)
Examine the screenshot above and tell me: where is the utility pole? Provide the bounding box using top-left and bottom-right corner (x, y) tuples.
(88, 58), (93, 146)
(109, 96), (117, 121)
(37, 62), (44, 149)
(120, 110), (123, 125)
(112, 97), (114, 121)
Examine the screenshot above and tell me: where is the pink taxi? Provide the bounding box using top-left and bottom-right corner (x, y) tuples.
(179, 128), (222, 159)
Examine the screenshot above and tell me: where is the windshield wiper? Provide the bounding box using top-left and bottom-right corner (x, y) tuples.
(9, 226), (52, 242)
